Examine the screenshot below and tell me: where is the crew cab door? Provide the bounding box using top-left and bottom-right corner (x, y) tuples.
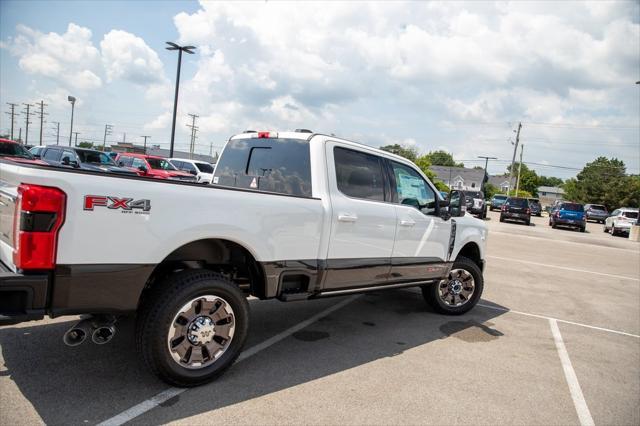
(323, 143), (396, 290)
(387, 159), (451, 281)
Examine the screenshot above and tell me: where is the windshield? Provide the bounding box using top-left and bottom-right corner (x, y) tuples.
(493, 195), (507, 200)
(0, 142), (34, 159)
(561, 203), (584, 211)
(147, 158), (176, 170)
(623, 211), (639, 219)
(76, 150), (115, 165)
(466, 191), (483, 199)
(194, 162), (214, 173)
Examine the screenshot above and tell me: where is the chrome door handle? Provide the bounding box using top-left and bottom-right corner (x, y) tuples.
(399, 219), (415, 227)
(338, 213), (358, 222)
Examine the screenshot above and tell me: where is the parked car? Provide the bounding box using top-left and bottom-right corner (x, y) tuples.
(116, 153), (197, 182)
(464, 190), (487, 219)
(0, 138), (48, 165)
(499, 197), (531, 225)
(29, 145), (45, 159)
(604, 208), (639, 236)
(40, 146), (138, 176)
(528, 198), (542, 216)
(0, 129), (487, 387)
(169, 158), (215, 184)
(549, 202), (585, 232)
(584, 204), (609, 223)
(490, 194), (508, 211)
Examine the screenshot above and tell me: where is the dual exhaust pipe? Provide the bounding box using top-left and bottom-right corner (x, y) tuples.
(63, 315), (117, 347)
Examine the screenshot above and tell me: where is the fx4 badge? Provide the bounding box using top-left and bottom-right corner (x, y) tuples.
(84, 195), (151, 215)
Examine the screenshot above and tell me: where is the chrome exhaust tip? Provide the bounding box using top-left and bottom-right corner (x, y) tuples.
(91, 326), (115, 345)
(63, 327), (88, 346)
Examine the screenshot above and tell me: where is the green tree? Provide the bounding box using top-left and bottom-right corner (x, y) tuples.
(77, 141), (94, 149)
(379, 144), (418, 162)
(424, 150), (464, 167)
(483, 183), (499, 199)
(415, 155), (449, 192)
(506, 162), (539, 196)
(508, 189), (533, 198)
(562, 157), (633, 210)
(538, 175), (563, 187)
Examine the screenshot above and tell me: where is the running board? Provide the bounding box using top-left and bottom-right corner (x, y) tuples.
(315, 279), (438, 298)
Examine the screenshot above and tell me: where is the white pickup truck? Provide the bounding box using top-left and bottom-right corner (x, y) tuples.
(0, 130), (487, 386)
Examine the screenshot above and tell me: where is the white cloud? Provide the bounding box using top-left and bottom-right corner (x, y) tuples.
(100, 30), (165, 85)
(4, 23), (102, 90)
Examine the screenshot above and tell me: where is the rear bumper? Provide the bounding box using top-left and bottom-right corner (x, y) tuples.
(586, 213), (607, 221)
(501, 212), (530, 221)
(0, 262), (49, 325)
(555, 218), (585, 228)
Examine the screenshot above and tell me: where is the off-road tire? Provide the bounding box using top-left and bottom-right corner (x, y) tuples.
(421, 256), (483, 315)
(136, 269), (249, 387)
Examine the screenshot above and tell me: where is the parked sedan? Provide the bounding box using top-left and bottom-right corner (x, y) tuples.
(604, 208), (639, 236)
(500, 197), (531, 225)
(40, 146), (138, 176)
(584, 204), (609, 223)
(490, 194), (508, 211)
(549, 202), (586, 232)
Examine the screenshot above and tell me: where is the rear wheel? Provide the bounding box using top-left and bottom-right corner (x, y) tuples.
(525, 219), (531, 226)
(136, 269), (249, 387)
(422, 256), (483, 315)
(552, 221), (557, 229)
(499, 215), (505, 222)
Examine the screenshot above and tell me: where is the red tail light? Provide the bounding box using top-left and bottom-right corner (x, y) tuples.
(13, 184), (66, 270)
(554, 211), (560, 218)
(501, 205), (507, 211)
(525, 208), (531, 214)
(258, 132), (271, 138)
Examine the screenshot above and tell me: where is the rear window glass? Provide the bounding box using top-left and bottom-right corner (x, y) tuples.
(493, 195), (507, 200)
(76, 150), (114, 165)
(590, 205), (606, 211)
(506, 198), (528, 207)
(561, 203), (584, 211)
(528, 199), (539, 203)
(195, 162), (214, 174)
(623, 211), (639, 219)
(0, 142), (34, 159)
(214, 138), (312, 197)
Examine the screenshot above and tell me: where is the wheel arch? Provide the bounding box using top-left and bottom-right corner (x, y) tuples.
(455, 241), (484, 272)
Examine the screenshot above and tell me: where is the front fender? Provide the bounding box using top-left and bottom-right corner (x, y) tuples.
(450, 216), (487, 262)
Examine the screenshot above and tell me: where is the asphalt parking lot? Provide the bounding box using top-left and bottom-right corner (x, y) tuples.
(1, 211), (639, 425)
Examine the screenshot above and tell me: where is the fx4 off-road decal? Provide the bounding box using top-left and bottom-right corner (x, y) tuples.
(83, 195), (151, 215)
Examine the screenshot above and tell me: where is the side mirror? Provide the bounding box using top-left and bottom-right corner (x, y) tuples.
(118, 161), (124, 167)
(448, 190), (466, 217)
(189, 169), (197, 175)
(138, 165), (148, 173)
(61, 157), (70, 165)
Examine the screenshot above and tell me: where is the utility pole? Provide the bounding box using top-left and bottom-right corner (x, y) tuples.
(141, 135), (151, 154)
(186, 113), (199, 159)
(22, 103), (33, 144)
(36, 100), (48, 146)
(477, 156), (497, 192)
(209, 141), (213, 157)
(102, 124), (113, 151)
(516, 144), (524, 195)
(51, 121), (60, 145)
(122, 132), (126, 143)
(5, 103), (18, 140)
(507, 122), (522, 195)
(73, 132), (80, 146)
(18, 128), (22, 143)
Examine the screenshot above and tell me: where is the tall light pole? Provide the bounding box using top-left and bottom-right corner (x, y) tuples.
(67, 95), (76, 146)
(166, 42), (196, 157)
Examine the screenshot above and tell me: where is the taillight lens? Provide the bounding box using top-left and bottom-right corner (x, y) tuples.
(501, 205), (507, 211)
(13, 184), (66, 270)
(526, 208), (531, 214)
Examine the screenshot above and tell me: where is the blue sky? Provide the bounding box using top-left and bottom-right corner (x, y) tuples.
(1, 1), (639, 178)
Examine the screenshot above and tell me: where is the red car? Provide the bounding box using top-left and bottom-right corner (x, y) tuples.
(0, 138), (48, 165)
(115, 153), (197, 182)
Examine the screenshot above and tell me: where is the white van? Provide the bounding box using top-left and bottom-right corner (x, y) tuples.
(168, 158), (215, 184)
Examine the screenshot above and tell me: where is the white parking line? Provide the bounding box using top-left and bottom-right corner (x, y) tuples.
(489, 231), (640, 254)
(549, 319), (595, 426)
(98, 295), (359, 426)
(478, 303), (640, 338)
(487, 255), (640, 282)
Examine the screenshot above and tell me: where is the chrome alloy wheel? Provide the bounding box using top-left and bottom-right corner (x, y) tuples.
(438, 269), (475, 307)
(167, 295), (236, 369)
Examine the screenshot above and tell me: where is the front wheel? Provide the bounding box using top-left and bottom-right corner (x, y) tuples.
(136, 270), (249, 387)
(422, 256), (483, 315)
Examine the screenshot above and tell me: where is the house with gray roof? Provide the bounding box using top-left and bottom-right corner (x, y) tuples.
(488, 175), (515, 193)
(537, 186), (565, 206)
(430, 166), (485, 191)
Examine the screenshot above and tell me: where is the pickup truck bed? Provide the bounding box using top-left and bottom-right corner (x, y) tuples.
(0, 130), (487, 386)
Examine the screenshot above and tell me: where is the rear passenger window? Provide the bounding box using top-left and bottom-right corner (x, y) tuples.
(118, 156), (133, 167)
(334, 147), (385, 202)
(214, 138), (312, 197)
(43, 149), (62, 161)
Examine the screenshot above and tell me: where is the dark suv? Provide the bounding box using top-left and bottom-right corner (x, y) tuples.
(41, 146), (137, 175)
(528, 198), (542, 216)
(584, 204), (608, 223)
(500, 197), (531, 225)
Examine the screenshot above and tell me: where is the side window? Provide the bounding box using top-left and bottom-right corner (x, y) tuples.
(171, 160), (183, 169)
(334, 147), (385, 202)
(61, 150), (75, 162)
(391, 161), (436, 215)
(131, 158), (146, 169)
(182, 162), (196, 172)
(611, 209), (619, 216)
(119, 156), (134, 167)
(43, 148), (62, 161)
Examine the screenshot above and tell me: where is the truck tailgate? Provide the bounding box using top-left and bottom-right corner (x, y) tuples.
(0, 184), (17, 271)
